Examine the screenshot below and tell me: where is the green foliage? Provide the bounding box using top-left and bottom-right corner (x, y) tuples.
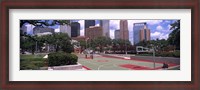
(20, 20), (70, 28)
(21, 32), (74, 53)
(20, 57), (46, 70)
(20, 34), (37, 54)
(168, 20), (180, 50)
(88, 36), (112, 52)
(48, 52), (78, 66)
(155, 51), (180, 57)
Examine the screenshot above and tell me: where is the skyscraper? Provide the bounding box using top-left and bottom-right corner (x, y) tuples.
(85, 20), (95, 35)
(85, 26), (103, 40)
(60, 24), (71, 37)
(133, 22), (150, 45)
(71, 22), (80, 37)
(119, 20), (129, 40)
(33, 26), (55, 35)
(114, 29), (120, 39)
(100, 20), (110, 37)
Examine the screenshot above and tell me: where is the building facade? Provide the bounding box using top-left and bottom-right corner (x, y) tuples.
(33, 27), (55, 35)
(140, 28), (151, 41)
(60, 24), (71, 37)
(114, 29), (120, 39)
(133, 22), (150, 45)
(71, 22), (80, 37)
(100, 20), (110, 37)
(119, 20), (129, 40)
(85, 20), (95, 35)
(85, 26), (103, 40)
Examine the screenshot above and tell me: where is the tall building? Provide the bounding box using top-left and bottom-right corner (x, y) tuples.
(140, 28), (151, 42)
(114, 29), (120, 39)
(60, 24), (71, 37)
(85, 20), (95, 35)
(33, 27), (55, 35)
(85, 26), (103, 40)
(100, 20), (110, 37)
(133, 22), (150, 45)
(71, 22), (80, 37)
(119, 20), (129, 40)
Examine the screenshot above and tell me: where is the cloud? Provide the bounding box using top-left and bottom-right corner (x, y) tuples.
(78, 20), (85, 36)
(78, 20), (84, 30)
(110, 20), (120, 30)
(164, 20), (171, 23)
(156, 25), (163, 30)
(95, 24), (100, 26)
(147, 20), (163, 25)
(109, 29), (115, 39)
(80, 29), (84, 36)
(151, 31), (169, 40)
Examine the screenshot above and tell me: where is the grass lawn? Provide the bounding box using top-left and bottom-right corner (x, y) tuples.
(20, 54), (47, 70)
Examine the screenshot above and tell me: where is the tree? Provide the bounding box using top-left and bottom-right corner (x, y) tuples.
(20, 20), (72, 54)
(40, 33), (73, 53)
(92, 36), (112, 52)
(168, 20), (180, 50)
(20, 20), (70, 28)
(20, 34), (37, 55)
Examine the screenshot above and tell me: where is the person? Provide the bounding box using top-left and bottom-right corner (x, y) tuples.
(85, 54), (87, 59)
(162, 63), (169, 69)
(90, 51), (93, 59)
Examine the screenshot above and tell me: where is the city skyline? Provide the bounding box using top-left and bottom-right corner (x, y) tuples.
(22, 20), (177, 44)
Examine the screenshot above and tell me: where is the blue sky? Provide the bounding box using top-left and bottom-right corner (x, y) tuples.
(24, 20), (176, 44)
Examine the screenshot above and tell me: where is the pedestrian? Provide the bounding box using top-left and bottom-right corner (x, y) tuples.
(162, 63), (169, 70)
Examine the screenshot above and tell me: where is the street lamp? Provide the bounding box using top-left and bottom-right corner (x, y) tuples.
(125, 40), (127, 55)
(151, 44), (156, 69)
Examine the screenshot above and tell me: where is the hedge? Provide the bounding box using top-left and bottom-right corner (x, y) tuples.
(20, 58), (45, 70)
(48, 52), (78, 66)
(155, 51), (180, 57)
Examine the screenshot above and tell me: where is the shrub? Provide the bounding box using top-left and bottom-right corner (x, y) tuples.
(155, 51), (180, 57)
(173, 50), (180, 57)
(20, 58), (45, 70)
(48, 52), (78, 66)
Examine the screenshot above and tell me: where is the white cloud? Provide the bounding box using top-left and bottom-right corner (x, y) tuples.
(78, 20), (85, 36)
(156, 25), (163, 30)
(151, 32), (161, 37)
(80, 29), (84, 36)
(109, 29), (115, 39)
(151, 31), (169, 40)
(110, 20), (120, 30)
(78, 20), (84, 30)
(95, 23), (100, 26)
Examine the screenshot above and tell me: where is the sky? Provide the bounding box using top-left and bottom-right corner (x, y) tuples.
(24, 20), (176, 44)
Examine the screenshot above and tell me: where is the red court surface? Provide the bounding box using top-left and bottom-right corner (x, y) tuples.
(119, 63), (178, 70)
(82, 66), (91, 70)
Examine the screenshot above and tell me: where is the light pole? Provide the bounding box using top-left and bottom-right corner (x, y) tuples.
(150, 44), (155, 69)
(153, 46), (155, 69)
(125, 40), (127, 55)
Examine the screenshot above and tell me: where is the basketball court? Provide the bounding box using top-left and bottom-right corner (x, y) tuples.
(77, 54), (179, 70)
